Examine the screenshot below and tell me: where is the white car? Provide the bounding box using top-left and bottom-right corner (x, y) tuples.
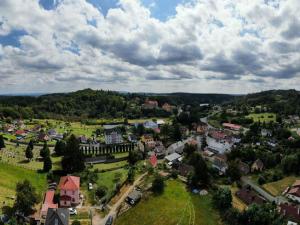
(68, 208), (77, 215)
(88, 183), (93, 190)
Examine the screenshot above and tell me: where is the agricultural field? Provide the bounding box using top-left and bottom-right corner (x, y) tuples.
(116, 180), (222, 225)
(262, 176), (300, 196)
(0, 162), (47, 212)
(246, 113), (276, 123)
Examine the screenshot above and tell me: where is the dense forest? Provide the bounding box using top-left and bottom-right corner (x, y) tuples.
(233, 89), (300, 116)
(0, 89), (234, 120)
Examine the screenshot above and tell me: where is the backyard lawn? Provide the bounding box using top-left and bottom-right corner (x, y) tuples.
(116, 180), (222, 225)
(246, 113), (276, 123)
(262, 176), (300, 196)
(222, 184), (247, 211)
(92, 161), (128, 171)
(0, 162), (47, 212)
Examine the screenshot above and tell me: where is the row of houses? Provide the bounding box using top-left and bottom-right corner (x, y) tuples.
(40, 175), (81, 225)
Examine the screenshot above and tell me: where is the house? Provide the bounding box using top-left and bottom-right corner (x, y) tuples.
(149, 154), (158, 167)
(143, 121), (158, 130)
(212, 154), (228, 174)
(167, 141), (185, 155)
(15, 130), (26, 137)
(4, 124), (15, 133)
(238, 160), (250, 175)
(45, 208), (69, 225)
(38, 133), (50, 141)
(251, 159), (264, 172)
(145, 140), (156, 149)
(286, 180), (300, 203)
(105, 129), (123, 145)
(48, 129), (57, 136)
(128, 134), (137, 143)
(126, 190), (142, 205)
(41, 190), (58, 218)
(206, 136), (233, 154)
(236, 186), (266, 205)
(222, 123), (241, 131)
(196, 124), (208, 135)
(78, 135), (88, 144)
(142, 100), (159, 109)
(178, 164), (193, 177)
(156, 119), (165, 126)
(141, 134), (154, 144)
(279, 203), (300, 222)
(165, 153), (182, 165)
(59, 176), (80, 207)
(153, 143), (166, 159)
(261, 129), (272, 137)
(162, 103), (174, 112)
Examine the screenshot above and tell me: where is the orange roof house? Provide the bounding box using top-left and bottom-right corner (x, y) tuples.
(41, 190), (58, 218)
(59, 176), (80, 207)
(149, 154), (158, 167)
(222, 123), (242, 131)
(59, 176), (80, 191)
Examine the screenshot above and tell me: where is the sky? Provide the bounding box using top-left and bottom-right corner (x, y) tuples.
(0, 0), (300, 94)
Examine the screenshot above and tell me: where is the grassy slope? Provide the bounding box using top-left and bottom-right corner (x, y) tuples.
(246, 113), (276, 123)
(116, 180), (222, 225)
(262, 176), (300, 196)
(0, 162), (46, 209)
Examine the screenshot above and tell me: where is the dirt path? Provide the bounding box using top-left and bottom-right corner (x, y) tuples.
(94, 172), (147, 225)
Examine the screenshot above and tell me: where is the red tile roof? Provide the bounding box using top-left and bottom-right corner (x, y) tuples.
(222, 123), (241, 130)
(41, 190), (58, 217)
(279, 203), (300, 222)
(59, 176), (80, 191)
(15, 130), (25, 135)
(149, 154), (158, 167)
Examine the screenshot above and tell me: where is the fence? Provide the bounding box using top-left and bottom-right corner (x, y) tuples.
(80, 143), (136, 156)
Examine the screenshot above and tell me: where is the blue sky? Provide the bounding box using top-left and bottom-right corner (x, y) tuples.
(0, 0), (300, 94)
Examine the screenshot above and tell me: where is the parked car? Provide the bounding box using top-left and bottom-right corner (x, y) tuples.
(88, 183), (93, 190)
(105, 216), (113, 225)
(68, 208), (77, 215)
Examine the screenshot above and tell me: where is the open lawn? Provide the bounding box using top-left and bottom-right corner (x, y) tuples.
(0, 162), (46, 212)
(246, 113), (276, 123)
(92, 161), (128, 171)
(116, 180), (222, 225)
(262, 176), (300, 196)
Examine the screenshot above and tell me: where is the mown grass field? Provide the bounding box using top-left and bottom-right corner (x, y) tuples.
(246, 113), (276, 123)
(92, 161), (128, 171)
(116, 180), (222, 225)
(0, 162), (47, 212)
(262, 176), (300, 196)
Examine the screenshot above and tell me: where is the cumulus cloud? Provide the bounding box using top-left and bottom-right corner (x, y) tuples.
(0, 0), (300, 94)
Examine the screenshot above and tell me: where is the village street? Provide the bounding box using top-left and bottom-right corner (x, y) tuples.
(241, 177), (288, 205)
(93, 172), (148, 225)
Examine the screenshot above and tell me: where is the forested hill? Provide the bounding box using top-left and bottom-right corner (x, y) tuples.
(0, 89), (234, 120)
(232, 89), (300, 115)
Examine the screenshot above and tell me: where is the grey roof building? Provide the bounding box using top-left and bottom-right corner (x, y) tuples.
(45, 208), (69, 225)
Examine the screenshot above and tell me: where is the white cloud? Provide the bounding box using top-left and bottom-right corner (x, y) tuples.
(0, 0), (300, 94)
